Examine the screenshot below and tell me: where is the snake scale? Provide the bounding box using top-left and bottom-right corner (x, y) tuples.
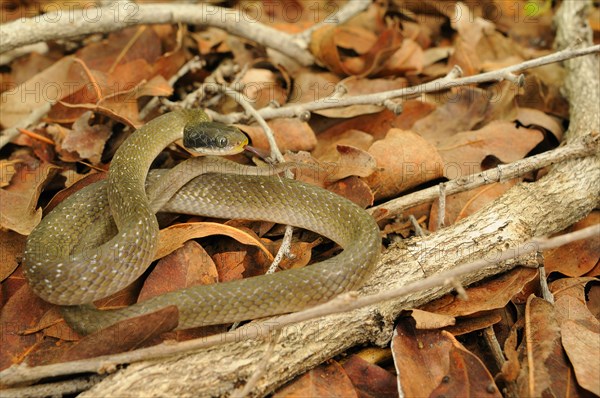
(23, 109), (381, 335)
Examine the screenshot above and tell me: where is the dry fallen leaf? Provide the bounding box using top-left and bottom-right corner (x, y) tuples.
(140, 240), (218, 302)
(47, 111), (112, 164)
(410, 308), (456, 329)
(436, 121), (544, 176)
(0, 230), (26, 282)
(365, 128), (444, 201)
(544, 211), (600, 277)
(518, 296), (580, 397)
(391, 321), (452, 397)
(0, 157), (59, 235)
(26, 306), (179, 367)
(236, 118), (317, 153)
(274, 359), (358, 398)
(155, 222), (273, 261)
(0, 56), (78, 128)
(429, 332), (502, 398)
(0, 284), (54, 371)
(421, 268), (538, 317)
(342, 355), (399, 398)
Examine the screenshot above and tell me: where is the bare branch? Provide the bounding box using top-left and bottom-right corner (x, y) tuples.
(211, 45), (600, 124)
(0, 3), (315, 65)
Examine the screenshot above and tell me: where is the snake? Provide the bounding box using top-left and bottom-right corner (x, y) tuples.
(23, 109), (381, 335)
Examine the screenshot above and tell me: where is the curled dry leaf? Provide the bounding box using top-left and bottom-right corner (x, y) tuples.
(27, 306), (179, 367)
(289, 70), (339, 105)
(310, 23), (404, 76)
(191, 27), (230, 55)
(322, 145), (377, 181)
(239, 67), (289, 110)
(155, 222), (273, 262)
(329, 176), (374, 208)
(212, 249), (248, 283)
(412, 87), (491, 145)
(282, 148), (376, 207)
(0, 158), (59, 235)
(517, 72), (569, 118)
(318, 101), (436, 142)
(549, 277), (597, 303)
(313, 129), (374, 159)
(46, 111), (112, 165)
(554, 294), (600, 396)
(255, 239), (318, 272)
(554, 291), (599, 332)
(561, 320), (600, 396)
(443, 310), (503, 336)
(376, 38), (423, 76)
(448, 1), (496, 75)
(516, 107), (565, 142)
(365, 129), (444, 201)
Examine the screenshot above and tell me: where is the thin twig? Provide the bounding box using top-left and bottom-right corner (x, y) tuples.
(211, 45), (600, 124)
(1, 225), (596, 386)
(483, 326), (506, 371)
(408, 214), (427, 237)
(437, 182), (447, 230)
(369, 133), (600, 219)
(138, 56), (205, 120)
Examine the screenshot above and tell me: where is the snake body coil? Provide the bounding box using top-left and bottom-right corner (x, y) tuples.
(24, 110), (381, 335)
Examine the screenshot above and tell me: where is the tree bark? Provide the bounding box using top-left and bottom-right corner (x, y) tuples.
(80, 1), (599, 397)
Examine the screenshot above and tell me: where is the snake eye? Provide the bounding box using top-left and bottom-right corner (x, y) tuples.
(216, 136), (228, 148)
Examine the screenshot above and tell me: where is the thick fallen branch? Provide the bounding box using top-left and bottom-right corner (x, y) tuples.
(0, 2), (316, 63)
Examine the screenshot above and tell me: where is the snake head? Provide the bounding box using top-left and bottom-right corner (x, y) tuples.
(183, 121), (248, 155)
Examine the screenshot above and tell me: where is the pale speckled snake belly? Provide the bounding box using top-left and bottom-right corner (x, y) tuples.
(23, 109), (381, 335)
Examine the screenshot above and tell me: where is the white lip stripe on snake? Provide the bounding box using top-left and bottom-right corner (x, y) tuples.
(23, 109), (381, 335)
